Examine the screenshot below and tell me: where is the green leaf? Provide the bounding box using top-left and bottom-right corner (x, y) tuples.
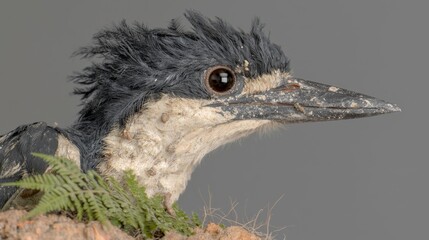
(1, 153), (199, 238)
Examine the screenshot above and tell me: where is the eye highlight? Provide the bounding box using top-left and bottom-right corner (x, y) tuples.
(204, 66), (236, 96)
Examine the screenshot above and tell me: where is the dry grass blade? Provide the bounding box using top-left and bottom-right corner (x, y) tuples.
(198, 190), (289, 239)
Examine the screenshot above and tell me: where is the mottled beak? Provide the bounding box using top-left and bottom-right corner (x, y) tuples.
(209, 78), (401, 123)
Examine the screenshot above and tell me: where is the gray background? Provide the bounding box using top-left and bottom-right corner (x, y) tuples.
(0, 1), (426, 239)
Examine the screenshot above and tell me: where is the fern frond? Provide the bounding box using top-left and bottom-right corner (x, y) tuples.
(2, 174), (63, 191)
(1, 153), (198, 238)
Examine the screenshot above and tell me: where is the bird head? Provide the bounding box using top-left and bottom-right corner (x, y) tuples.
(71, 11), (400, 198)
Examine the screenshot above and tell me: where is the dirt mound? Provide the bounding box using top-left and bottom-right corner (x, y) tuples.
(0, 210), (261, 240)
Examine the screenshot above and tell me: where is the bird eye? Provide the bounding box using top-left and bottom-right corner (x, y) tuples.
(204, 66), (236, 95)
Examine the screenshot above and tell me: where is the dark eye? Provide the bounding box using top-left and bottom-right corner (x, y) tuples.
(204, 66), (236, 95)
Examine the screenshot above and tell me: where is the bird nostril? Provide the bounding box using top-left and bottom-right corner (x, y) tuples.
(282, 83), (301, 92)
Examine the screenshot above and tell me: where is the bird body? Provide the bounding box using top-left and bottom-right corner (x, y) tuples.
(0, 11), (400, 211)
(0, 122), (79, 209)
(99, 95), (272, 206)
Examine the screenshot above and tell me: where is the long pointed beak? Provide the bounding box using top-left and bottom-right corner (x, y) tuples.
(209, 78), (401, 123)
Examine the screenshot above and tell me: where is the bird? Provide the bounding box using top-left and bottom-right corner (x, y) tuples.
(0, 11), (400, 212)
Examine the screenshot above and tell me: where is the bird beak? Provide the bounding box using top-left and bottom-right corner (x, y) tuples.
(209, 78), (401, 123)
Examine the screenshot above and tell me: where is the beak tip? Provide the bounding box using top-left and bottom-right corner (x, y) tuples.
(382, 103), (401, 113)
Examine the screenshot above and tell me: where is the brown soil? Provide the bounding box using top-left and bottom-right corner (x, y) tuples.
(164, 223), (261, 240)
(0, 210), (261, 240)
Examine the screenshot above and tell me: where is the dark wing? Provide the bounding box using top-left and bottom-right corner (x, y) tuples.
(0, 122), (59, 208)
